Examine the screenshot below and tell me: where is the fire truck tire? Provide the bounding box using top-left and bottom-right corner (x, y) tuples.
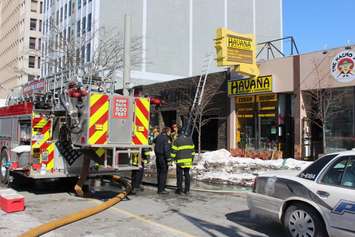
(0, 148), (10, 186)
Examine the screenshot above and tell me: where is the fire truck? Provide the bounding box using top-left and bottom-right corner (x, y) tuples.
(0, 73), (150, 187)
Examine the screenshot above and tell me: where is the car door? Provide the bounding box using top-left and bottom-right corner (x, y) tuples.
(315, 156), (355, 233)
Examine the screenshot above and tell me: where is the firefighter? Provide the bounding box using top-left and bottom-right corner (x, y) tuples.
(154, 127), (171, 194)
(171, 131), (195, 195)
(131, 148), (151, 195)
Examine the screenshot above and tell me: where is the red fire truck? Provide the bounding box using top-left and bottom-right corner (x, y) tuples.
(0, 76), (150, 187)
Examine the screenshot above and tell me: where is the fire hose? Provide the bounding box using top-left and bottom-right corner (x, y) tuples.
(19, 176), (131, 237)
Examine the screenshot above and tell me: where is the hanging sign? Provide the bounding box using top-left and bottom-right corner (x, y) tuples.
(215, 28), (259, 77)
(330, 50), (355, 83)
(228, 75), (272, 96)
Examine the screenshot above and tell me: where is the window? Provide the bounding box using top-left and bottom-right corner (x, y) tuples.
(68, 26), (71, 41)
(82, 16), (86, 33)
(29, 56), (36, 68)
(320, 156), (355, 189)
(56, 10), (59, 25)
(28, 75), (35, 81)
(78, 0), (81, 9)
(40, 1), (43, 13)
(86, 43), (91, 62)
(342, 158), (355, 188)
(87, 13), (92, 32)
(83, 0), (86, 6)
(299, 154), (338, 180)
(39, 20), (42, 32)
(63, 29), (67, 41)
(29, 37), (36, 49)
(38, 57), (41, 69)
(68, 0), (72, 16)
(60, 7), (63, 22)
(38, 38), (41, 50)
(64, 4), (67, 19)
(77, 20), (81, 37)
(43, 0), (46, 13)
(30, 18), (37, 31)
(31, 0), (38, 12)
(81, 46), (85, 64)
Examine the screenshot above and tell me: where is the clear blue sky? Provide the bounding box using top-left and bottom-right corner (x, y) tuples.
(283, 0), (355, 53)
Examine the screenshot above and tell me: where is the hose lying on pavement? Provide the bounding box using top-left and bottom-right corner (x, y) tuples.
(19, 176), (131, 237)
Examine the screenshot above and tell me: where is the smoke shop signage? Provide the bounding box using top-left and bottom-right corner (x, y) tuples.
(331, 51), (355, 83)
(228, 75), (272, 96)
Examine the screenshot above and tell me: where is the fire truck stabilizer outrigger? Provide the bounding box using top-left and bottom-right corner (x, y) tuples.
(0, 72), (150, 196)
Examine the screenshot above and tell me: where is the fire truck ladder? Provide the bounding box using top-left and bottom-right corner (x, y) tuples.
(183, 53), (213, 137)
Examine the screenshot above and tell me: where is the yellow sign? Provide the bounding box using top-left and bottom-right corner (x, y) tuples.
(256, 94), (277, 102)
(215, 28), (259, 77)
(228, 75), (272, 96)
(236, 96), (254, 104)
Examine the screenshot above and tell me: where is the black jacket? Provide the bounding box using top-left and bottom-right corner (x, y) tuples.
(154, 133), (170, 159)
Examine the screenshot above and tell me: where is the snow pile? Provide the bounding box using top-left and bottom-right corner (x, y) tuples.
(192, 149), (312, 187)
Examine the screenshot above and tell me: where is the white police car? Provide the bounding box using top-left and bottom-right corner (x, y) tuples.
(247, 151), (355, 237)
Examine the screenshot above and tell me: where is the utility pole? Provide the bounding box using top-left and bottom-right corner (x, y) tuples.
(122, 14), (131, 96)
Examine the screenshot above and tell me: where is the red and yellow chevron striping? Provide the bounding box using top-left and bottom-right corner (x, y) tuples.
(31, 114), (54, 171)
(132, 98), (150, 145)
(89, 93), (109, 145)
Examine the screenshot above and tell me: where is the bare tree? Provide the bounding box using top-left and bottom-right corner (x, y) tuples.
(302, 59), (344, 153)
(41, 19), (142, 85)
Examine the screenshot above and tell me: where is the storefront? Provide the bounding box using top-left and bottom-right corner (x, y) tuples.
(227, 56), (296, 158)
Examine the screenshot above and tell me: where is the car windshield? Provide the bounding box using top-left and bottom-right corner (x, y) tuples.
(298, 154), (338, 181)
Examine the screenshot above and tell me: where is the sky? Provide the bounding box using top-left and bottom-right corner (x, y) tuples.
(283, 0), (355, 53)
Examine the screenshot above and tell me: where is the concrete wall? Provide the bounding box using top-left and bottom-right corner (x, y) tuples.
(259, 56), (294, 93)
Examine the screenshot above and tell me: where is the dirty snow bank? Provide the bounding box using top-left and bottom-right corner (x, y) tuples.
(192, 149), (312, 187)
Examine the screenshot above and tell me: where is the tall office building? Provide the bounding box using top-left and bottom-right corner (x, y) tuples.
(42, 0), (283, 86)
(0, 0), (43, 98)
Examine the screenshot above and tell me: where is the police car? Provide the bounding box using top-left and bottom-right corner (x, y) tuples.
(247, 151), (355, 237)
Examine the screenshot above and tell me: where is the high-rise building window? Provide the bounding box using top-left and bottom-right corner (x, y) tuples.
(29, 37), (36, 49)
(38, 38), (41, 50)
(38, 57), (41, 69)
(29, 56), (36, 68)
(86, 43), (91, 62)
(84, 0), (87, 6)
(69, 0), (72, 16)
(64, 4), (67, 19)
(60, 7), (63, 22)
(39, 20), (42, 32)
(87, 13), (92, 32)
(78, 0), (81, 10)
(81, 46), (85, 64)
(82, 16), (86, 33)
(40, 1), (43, 13)
(68, 26), (71, 41)
(30, 18), (37, 31)
(56, 10), (59, 25)
(31, 0), (38, 13)
(77, 20), (81, 37)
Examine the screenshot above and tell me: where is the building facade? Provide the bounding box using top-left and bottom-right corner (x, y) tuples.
(228, 44), (355, 160)
(42, 0), (283, 85)
(0, 0), (43, 98)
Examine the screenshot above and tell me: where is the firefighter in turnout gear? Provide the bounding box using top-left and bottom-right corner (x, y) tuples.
(171, 131), (195, 195)
(131, 148), (151, 194)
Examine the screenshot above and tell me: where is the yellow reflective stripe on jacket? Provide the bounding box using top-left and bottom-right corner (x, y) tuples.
(176, 158), (193, 163)
(171, 153), (176, 158)
(173, 145), (195, 151)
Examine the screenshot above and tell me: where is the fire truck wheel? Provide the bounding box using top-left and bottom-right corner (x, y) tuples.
(0, 148), (10, 186)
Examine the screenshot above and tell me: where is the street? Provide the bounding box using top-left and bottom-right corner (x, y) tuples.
(0, 182), (285, 237)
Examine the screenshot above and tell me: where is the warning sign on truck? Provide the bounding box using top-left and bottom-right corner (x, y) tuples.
(113, 97), (129, 119)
